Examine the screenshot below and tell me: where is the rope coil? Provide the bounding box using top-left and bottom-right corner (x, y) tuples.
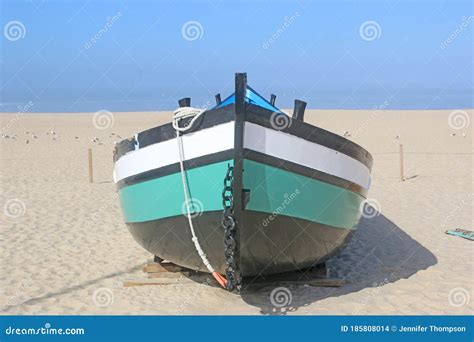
(172, 107), (206, 132)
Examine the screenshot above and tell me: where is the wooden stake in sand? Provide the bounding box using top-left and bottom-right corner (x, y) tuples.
(88, 148), (93, 183)
(399, 144), (405, 181)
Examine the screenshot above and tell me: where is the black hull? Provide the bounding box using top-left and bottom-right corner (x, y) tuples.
(116, 73), (372, 282)
(127, 210), (353, 276)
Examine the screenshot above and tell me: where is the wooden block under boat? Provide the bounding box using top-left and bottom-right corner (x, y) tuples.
(143, 262), (184, 273)
(128, 261), (343, 288)
(147, 272), (190, 279)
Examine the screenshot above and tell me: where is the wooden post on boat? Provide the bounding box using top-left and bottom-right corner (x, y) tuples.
(399, 144), (405, 181)
(232, 72), (246, 290)
(292, 99), (307, 121)
(88, 148), (93, 183)
(270, 94), (276, 106)
(178, 97), (191, 107)
(215, 93), (222, 106)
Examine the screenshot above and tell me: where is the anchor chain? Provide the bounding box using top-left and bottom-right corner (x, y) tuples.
(222, 164), (241, 292)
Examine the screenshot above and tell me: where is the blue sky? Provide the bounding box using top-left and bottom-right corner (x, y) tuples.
(0, 0), (472, 112)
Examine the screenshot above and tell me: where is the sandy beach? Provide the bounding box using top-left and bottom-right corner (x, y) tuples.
(0, 109), (472, 315)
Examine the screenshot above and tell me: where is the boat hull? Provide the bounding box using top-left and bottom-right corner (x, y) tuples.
(118, 156), (364, 276)
(127, 210), (354, 276)
(113, 83), (373, 278)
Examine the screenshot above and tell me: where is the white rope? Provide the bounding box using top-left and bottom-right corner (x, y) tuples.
(172, 107), (206, 132)
(173, 107), (215, 273)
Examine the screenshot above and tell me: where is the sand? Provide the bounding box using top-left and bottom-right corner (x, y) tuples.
(0, 109), (472, 315)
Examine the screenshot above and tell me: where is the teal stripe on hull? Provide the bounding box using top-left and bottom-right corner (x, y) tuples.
(119, 160), (232, 223)
(119, 159), (365, 229)
(243, 160), (364, 230)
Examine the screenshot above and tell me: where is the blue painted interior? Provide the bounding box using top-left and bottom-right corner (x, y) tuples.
(216, 86), (282, 113)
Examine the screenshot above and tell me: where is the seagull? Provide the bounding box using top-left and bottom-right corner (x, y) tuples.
(462, 132), (466, 138)
(343, 130), (351, 137)
(25, 139), (29, 144)
(395, 135), (401, 139)
(450, 133), (456, 137)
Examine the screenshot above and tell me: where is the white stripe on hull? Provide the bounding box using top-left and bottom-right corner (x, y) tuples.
(113, 122), (235, 183)
(244, 123), (371, 189)
(114, 122), (371, 189)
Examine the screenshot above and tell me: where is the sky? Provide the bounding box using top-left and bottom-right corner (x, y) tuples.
(0, 0), (473, 112)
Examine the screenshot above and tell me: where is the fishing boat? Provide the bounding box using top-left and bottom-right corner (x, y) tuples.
(113, 73), (372, 290)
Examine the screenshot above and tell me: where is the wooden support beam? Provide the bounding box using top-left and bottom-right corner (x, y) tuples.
(399, 144), (405, 181)
(147, 272), (189, 279)
(123, 278), (194, 287)
(143, 262), (184, 273)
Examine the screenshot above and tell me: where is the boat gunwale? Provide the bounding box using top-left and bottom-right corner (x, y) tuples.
(114, 103), (373, 170)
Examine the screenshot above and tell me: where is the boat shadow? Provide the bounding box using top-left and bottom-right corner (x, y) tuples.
(239, 212), (438, 315)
